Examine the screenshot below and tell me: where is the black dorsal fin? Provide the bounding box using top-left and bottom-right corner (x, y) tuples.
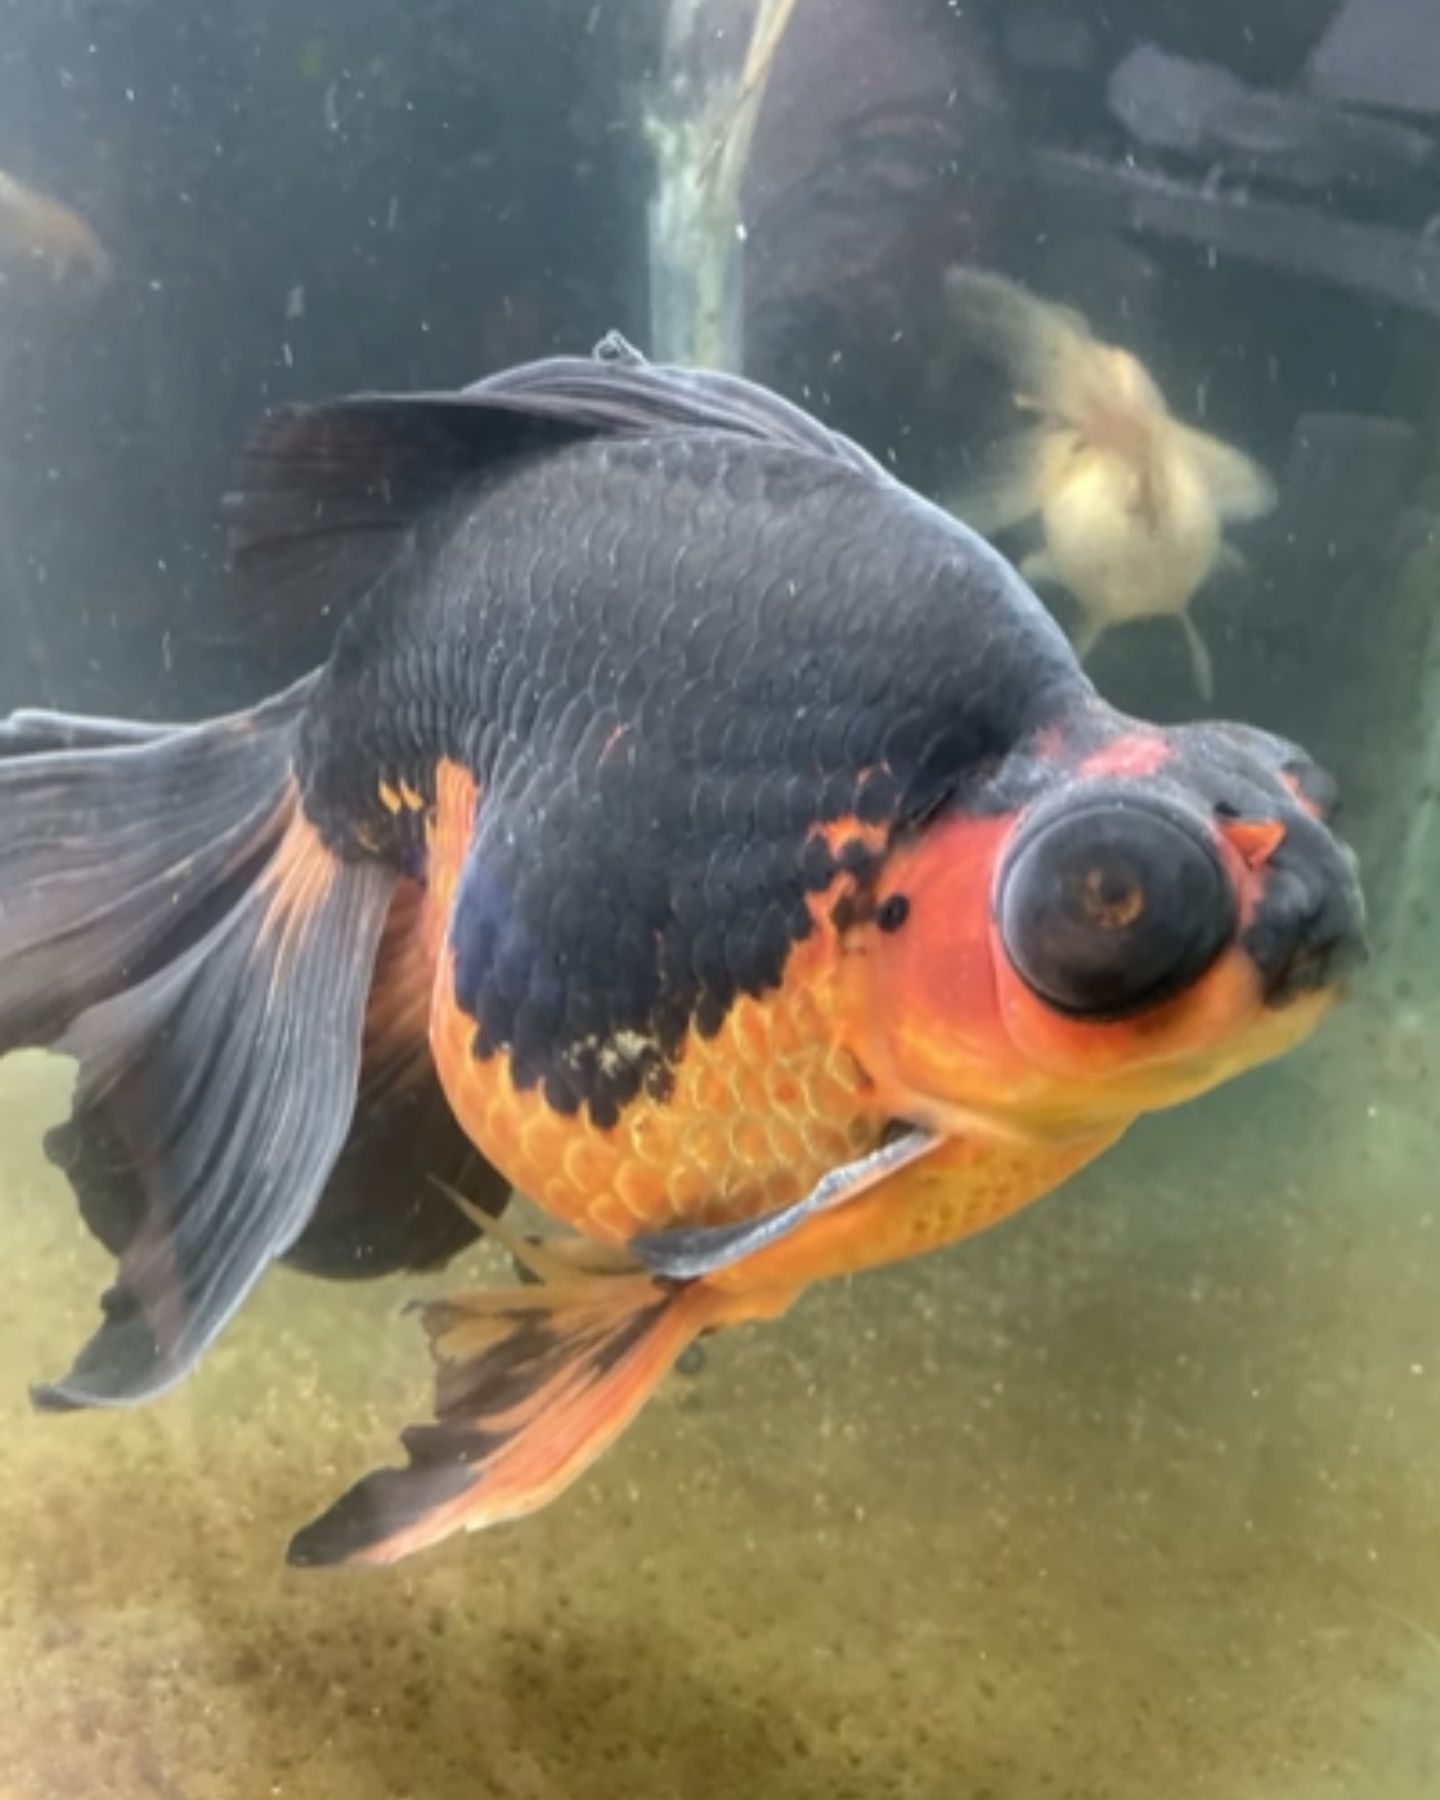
(226, 334), (887, 634)
(224, 394), (591, 633)
(469, 331), (887, 473)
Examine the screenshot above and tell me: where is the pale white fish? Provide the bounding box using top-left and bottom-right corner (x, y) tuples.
(941, 265), (1274, 699)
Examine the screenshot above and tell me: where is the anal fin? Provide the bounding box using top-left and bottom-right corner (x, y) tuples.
(288, 1273), (744, 1567)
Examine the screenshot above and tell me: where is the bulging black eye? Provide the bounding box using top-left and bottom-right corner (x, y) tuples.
(998, 800), (1235, 1018)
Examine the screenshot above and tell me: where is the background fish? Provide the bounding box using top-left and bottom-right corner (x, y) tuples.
(0, 337), (1363, 1567)
(941, 265), (1276, 700)
(0, 169), (111, 293)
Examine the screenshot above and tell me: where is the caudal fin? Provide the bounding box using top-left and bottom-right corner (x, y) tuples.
(0, 680), (402, 1407)
(287, 1271), (732, 1567)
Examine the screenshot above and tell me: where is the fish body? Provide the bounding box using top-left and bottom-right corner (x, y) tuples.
(0, 337), (1363, 1566)
(942, 267), (1275, 697)
(293, 411), (1071, 1249)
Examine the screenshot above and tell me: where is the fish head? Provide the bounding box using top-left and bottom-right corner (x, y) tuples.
(845, 708), (1365, 1143)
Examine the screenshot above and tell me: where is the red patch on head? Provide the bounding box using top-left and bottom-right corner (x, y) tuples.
(1078, 733), (1172, 781)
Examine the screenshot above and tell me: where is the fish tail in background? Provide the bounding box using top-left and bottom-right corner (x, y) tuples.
(942, 264), (1096, 418)
(288, 1273), (793, 1567)
(0, 677), (401, 1409)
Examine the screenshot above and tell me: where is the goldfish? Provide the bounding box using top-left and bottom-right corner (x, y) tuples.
(0, 333), (1363, 1567)
(942, 266), (1276, 700)
(0, 170), (110, 293)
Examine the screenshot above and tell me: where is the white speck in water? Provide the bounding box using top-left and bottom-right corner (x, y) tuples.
(281, 342), (293, 368)
(284, 284), (305, 320)
(735, 221), (747, 242)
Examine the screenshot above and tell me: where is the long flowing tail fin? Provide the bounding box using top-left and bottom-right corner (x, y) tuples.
(0, 681), (405, 1407)
(288, 1270), (746, 1567)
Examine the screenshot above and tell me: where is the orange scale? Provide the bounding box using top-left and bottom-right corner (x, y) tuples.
(759, 1166), (806, 1211)
(585, 1189), (643, 1242)
(799, 1113), (868, 1169)
(731, 997), (773, 1063)
(764, 1007), (809, 1059)
(691, 1064), (733, 1116)
(562, 1132), (619, 1196)
(516, 1107), (569, 1171)
(767, 1072), (804, 1113)
(614, 1157), (668, 1224)
(730, 1117), (773, 1173)
(625, 1108), (675, 1170)
(663, 1159), (713, 1218)
(734, 1064), (775, 1118)
(539, 1171), (580, 1219)
(763, 1113), (810, 1169)
(678, 1117), (730, 1183)
(799, 1066), (855, 1127)
(822, 1046), (867, 1098)
(788, 986), (830, 1040)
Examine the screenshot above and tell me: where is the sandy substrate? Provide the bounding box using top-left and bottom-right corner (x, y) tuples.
(0, 998), (1437, 1800)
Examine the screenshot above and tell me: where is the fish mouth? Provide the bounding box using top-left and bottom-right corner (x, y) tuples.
(1243, 818), (1368, 1008)
(1261, 929), (1368, 1007)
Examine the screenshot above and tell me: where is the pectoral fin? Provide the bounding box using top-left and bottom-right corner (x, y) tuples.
(1070, 613), (1107, 663)
(627, 1128), (941, 1280)
(942, 426), (1056, 538)
(1020, 547), (1063, 587)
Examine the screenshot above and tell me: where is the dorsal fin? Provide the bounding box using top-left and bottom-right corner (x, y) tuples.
(224, 394), (590, 633)
(469, 331), (886, 473)
(225, 333), (886, 634)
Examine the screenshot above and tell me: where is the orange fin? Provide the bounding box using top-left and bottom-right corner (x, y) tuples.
(287, 1272), (723, 1568)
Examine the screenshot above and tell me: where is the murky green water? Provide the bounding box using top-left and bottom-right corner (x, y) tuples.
(4, 989), (1438, 1798)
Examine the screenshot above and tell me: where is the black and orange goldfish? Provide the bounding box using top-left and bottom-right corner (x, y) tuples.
(0, 335), (1364, 1567)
